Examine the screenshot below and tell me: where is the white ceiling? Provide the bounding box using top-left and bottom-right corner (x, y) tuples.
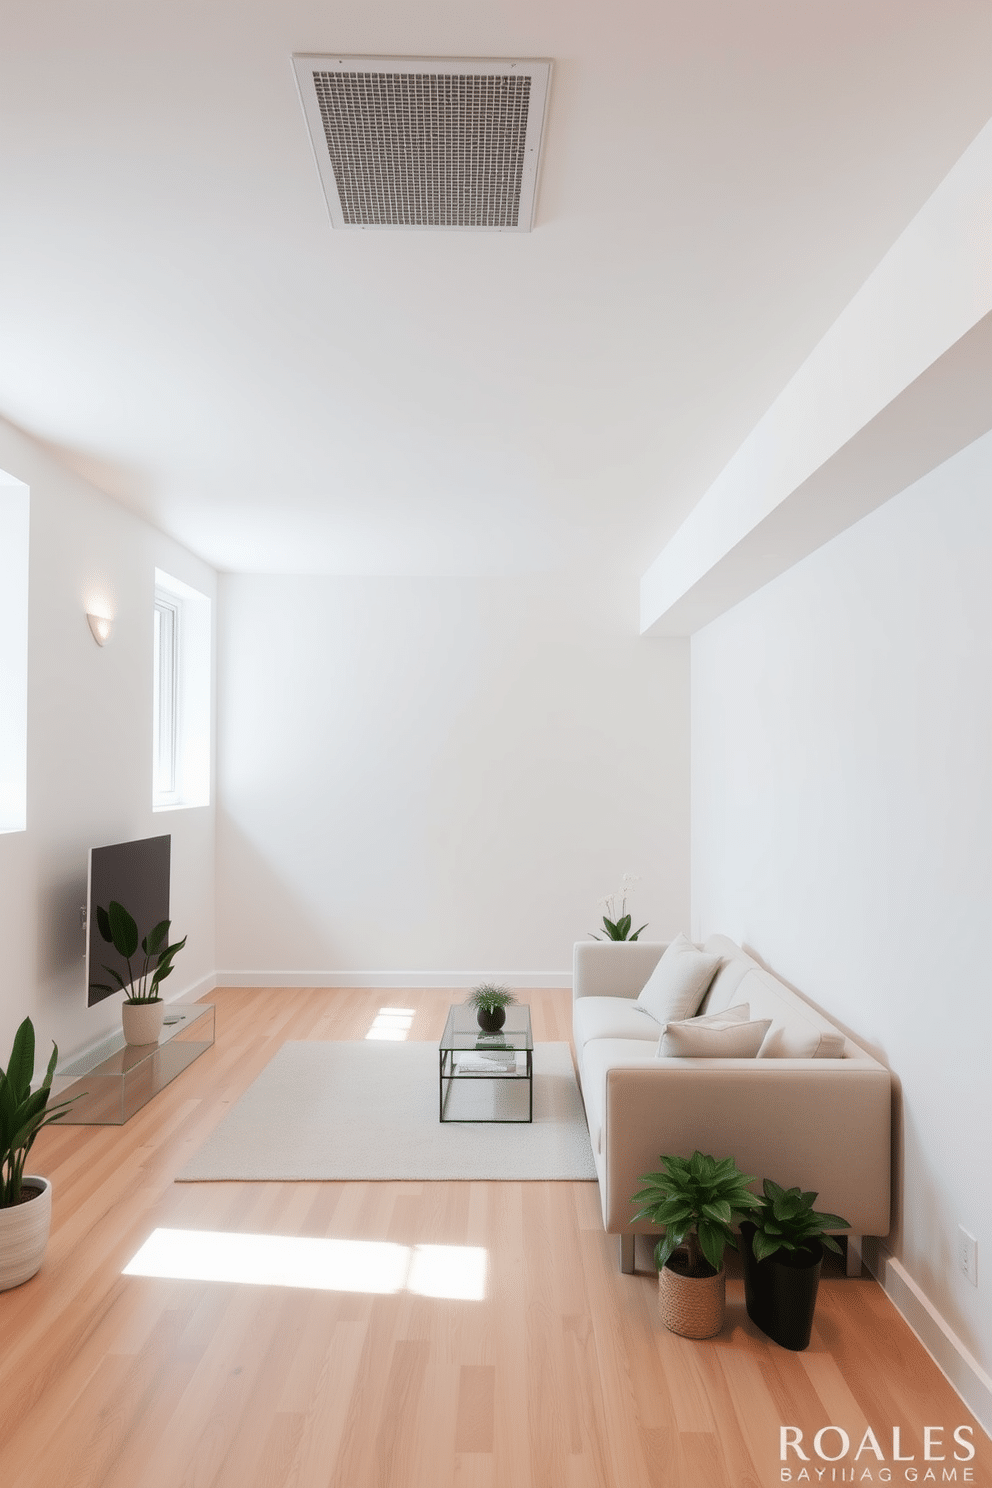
(2, 0), (992, 579)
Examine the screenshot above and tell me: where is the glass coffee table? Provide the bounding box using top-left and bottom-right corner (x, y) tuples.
(439, 1004), (533, 1122)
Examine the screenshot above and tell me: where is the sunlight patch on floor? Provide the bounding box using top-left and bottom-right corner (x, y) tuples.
(365, 1007), (415, 1040)
(123, 1228), (487, 1299)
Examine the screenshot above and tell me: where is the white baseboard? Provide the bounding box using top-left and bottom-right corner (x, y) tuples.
(863, 1237), (992, 1440)
(171, 973), (220, 1003)
(213, 969), (572, 990)
(55, 969), (563, 1079)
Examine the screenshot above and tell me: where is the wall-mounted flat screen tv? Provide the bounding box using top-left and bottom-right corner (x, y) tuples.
(86, 834), (171, 1007)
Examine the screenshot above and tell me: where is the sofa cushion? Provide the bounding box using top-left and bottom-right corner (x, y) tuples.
(697, 956), (752, 1015)
(732, 969), (848, 1058)
(573, 996), (662, 1051)
(659, 1004), (772, 1058)
(635, 933), (721, 1024)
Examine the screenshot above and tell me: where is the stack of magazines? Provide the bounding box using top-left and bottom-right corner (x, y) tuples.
(453, 1050), (518, 1075)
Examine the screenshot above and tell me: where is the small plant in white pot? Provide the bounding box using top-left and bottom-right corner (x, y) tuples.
(91, 901), (187, 1046)
(632, 1150), (762, 1338)
(0, 1018), (76, 1290)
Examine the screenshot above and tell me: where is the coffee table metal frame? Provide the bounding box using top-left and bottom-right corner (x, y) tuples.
(439, 1003), (533, 1123)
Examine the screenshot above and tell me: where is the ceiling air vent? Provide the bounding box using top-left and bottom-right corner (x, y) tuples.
(292, 55), (552, 232)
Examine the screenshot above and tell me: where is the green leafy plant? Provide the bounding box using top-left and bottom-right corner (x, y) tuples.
(590, 874), (647, 941)
(747, 1180), (850, 1262)
(91, 901), (187, 1004)
(632, 1150), (763, 1276)
(466, 984), (517, 1014)
(0, 1018), (76, 1207)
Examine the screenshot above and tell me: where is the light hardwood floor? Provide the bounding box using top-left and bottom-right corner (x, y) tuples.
(1, 986), (987, 1487)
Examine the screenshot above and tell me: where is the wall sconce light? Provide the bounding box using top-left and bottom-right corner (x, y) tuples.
(87, 613), (113, 646)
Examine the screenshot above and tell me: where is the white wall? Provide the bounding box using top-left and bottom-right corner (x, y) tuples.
(216, 573), (688, 979)
(0, 418), (217, 1066)
(0, 473), (29, 831)
(691, 429), (992, 1397)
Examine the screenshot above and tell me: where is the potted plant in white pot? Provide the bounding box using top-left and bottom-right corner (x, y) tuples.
(739, 1180), (850, 1351)
(632, 1150), (762, 1339)
(0, 1018), (77, 1290)
(91, 901), (187, 1046)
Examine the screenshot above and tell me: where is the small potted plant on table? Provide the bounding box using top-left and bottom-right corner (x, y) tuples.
(466, 984), (516, 1034)
(0, 1018), (77, 1290)
(739, 1179), (850, 1351)
(632, 1151), (762, 1339)
(91, 901), (187, 1046)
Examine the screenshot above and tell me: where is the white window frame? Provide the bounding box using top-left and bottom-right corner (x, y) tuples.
(153, 569), (211, 811)
(153, 593), (180, 803)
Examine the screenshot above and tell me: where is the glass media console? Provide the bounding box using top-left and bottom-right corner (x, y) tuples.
(55, 1004), (215, 1125)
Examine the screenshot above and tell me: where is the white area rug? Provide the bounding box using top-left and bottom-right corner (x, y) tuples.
(178, 1040), (597, 1182)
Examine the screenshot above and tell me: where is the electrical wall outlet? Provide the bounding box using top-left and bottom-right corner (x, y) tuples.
(959, 1227), (978, 1287)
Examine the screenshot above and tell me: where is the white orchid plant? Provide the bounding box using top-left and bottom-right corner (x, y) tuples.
(590, 873), (647, 941)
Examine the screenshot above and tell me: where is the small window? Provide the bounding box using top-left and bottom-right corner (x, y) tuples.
(153, 593), (179, 799)
(153, 570), (211, 810)
(0, 474), (29, 834)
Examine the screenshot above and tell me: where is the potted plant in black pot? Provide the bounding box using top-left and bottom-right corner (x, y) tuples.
(0, 1018), (77, 1290)
(91, 901), (187, 1046)
(632, 1151), (762, 1339)
(739, 1179), (850, 1351)
(466, 984), (516, 1034)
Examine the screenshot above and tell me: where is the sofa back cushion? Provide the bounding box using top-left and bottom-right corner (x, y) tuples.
(635, 933), (721, 1024)
(734, 969), (847, 1058)
(697, 956), (751, 1015)
(572, 940), (669, 1002)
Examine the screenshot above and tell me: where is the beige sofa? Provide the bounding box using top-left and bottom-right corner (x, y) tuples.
(572, 935), (891, 1274)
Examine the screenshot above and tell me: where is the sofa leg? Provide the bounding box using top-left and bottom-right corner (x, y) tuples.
(620, 1233), (636, 1274)
(846, 1235), (863, 1277)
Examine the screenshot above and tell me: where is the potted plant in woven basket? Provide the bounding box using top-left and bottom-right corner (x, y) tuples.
(632, 1150), (762, 1339)
(90, 901), (186, 1046)
(0, 1018), (77, 1290)
(739, 1179), (850, 1351)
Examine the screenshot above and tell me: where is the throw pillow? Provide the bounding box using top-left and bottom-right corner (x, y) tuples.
(635, 933), (721, 1025)
(659, 1006), (772, 1058)
(759, 1026), (847, 1059)
(693, 1001), (750, 1023)
(636, 999), (748, 1029)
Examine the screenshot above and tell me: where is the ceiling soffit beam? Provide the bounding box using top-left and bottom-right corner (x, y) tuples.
(640, 115), (992, 638)
(641, 313), (992, 636)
